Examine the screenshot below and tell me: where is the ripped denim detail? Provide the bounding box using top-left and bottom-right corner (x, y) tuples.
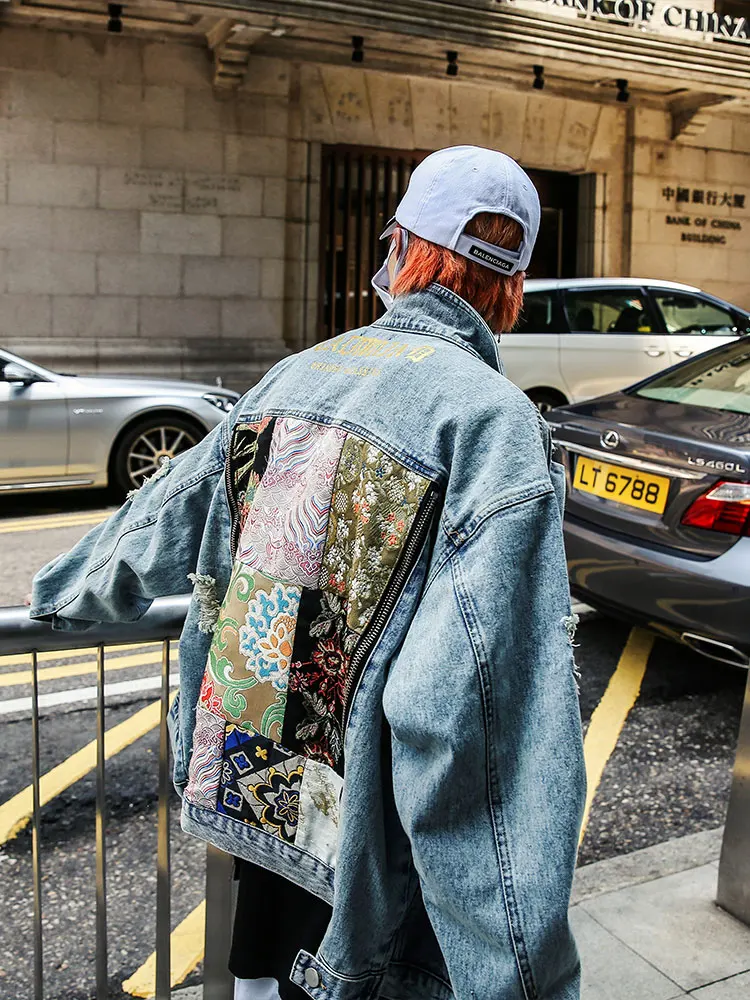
(126, 455), (171, 501)
(188, 572), (221, 634)
(562, 613), (581, 691)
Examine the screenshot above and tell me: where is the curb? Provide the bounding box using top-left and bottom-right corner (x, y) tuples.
(571, 825), (724, 905)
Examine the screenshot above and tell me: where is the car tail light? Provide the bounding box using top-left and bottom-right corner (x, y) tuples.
(681, 481), (750, 536)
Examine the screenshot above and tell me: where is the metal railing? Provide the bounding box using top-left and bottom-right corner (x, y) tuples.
(717, 663), (750, 925)
(0, 597), (235, 1000)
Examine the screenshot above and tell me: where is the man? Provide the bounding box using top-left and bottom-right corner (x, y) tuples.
(32, 145), (585, 999)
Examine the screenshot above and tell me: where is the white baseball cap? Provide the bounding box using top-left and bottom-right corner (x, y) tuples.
(382, 145), (540, 276)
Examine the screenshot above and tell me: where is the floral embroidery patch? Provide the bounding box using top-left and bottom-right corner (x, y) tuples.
(218, 724), (304, 843)
(319, 437), (431, 633)
(199, 561), (300, 741)
(231, 417), (275, 536)
(185, 708), (225, 809)
(239, 418), (347, 588)
(282, 590), (357, 770)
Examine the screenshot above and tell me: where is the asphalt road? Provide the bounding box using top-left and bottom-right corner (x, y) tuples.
(0, 490), (746, 1000)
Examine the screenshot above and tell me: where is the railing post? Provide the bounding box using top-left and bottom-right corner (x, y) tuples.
(717, 664), (750, 924)
(95, 644), (108, 999)
(203, 845), (236, 1000)
(155, 639), (172, 1000)
(30, 650), (43, 1000)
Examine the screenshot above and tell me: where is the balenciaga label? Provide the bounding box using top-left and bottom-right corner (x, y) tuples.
(467, 244), (515, 272)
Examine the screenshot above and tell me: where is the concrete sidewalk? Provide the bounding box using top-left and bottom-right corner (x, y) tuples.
(572, 827), (750, 999)
(174, 827), (750, 1000)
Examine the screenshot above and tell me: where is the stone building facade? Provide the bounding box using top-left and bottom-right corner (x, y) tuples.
(0, 1), (748, 389)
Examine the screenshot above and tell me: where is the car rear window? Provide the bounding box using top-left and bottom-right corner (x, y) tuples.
(633, 341), (750, 415)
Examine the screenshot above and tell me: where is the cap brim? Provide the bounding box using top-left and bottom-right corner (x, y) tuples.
(379, 217), (398, 240)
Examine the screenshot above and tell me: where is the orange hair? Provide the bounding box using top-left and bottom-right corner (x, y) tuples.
(391, 212), (525, 333)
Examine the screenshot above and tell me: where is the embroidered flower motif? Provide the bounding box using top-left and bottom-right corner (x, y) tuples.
(239, 583), (301, 692)
(251, 765), (303, 841)
(198, 673), (223, 716)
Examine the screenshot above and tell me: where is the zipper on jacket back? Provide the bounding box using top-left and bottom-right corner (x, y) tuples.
(226, 435), (241, 557)
(341, 485), (440, 737)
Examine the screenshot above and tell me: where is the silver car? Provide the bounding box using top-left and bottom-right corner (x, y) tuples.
(0, 348), (239, 494)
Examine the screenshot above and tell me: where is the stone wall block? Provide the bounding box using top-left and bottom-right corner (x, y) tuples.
(139, 297), (220, 339)
(142, 43), (212, 88)
(52, 208), (139, 253)
(678, 115), (733, 152)
(98, 253), (181, 296)
(143, 128), (223, 174)
(0, 119), (54, 163)
(0, 294), (51, 336)
(630, 242), (677, 279)
(0, 28), (57, 73)
(223, 217), (285, 258)
(52, 295), (138, 337)
(54, 34), (141, 83)
(8, 249), (96, 295)
(554, 102), (601, 172)
(221, 298), (283, 340)
(54, 122), (142, 167)
(365, 72), (414, 149)
(732, 121), (750, 155)
(237, 96), (289, 139)
(183, 257), (260, 298)
(489, 90), (528, 160)
(409, 78), (449, 150)
(728, 251), (750, 284)
(240, 56), (290, 99)
(101, 85), (186, 129)
(185, 89), (239, 133)
(261, 258), (284, 299)
(706, 150), (747, 185)
(635, 108), (670, 143)
(185, 174), (263, 216)
(586, 106), (626, 172)
(9, 163), (97, 208)
(262, 178), (287, 219)
(320, 65), (374, 146)
(0, 205), (52, 249)
(99, 168), (184, 213)
(449, 83), (490, 147)
(224, 135), (288, 177)
(7, 72), (99, 122)
(141, 213), (221, 256)
(298, 65), (335, 143)
(651, 142), (707, 182)
(521, 94), (565, 169)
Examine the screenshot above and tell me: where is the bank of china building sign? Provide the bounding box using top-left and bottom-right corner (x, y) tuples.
(501, 0), (750, 42)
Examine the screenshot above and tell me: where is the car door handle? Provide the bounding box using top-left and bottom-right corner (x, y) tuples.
(675, 348), (693, 357)
(645, 348), (665, 357)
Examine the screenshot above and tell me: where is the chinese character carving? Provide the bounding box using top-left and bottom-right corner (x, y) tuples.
(734, 194), (746, 210)
(661, 186), (676, 201)
(692, 189), (705, 204)
(706, 190), (718, 206)
(676, 187), (690, 203)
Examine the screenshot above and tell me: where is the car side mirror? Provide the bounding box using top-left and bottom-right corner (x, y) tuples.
(2, 362), (38, 386)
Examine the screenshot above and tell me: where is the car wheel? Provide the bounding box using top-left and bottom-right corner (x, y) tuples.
(526, 388), (568, 414)
(113, 416), (204, 494)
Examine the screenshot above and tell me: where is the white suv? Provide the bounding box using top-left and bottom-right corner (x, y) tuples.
(501, 278), (750, 410)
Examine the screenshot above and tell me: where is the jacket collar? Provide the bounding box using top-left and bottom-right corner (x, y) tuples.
(372, 283), (503, 373)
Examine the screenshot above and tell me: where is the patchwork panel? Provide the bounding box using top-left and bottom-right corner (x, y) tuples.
(185, 708), (225, 809)
(231, 417), (276, 537)
(218, 724), (305, 843)
(296, 759), (344, 868)
(283, 590), (357, 771)
(199, 560), (301, 741)
(239, 418), (347, 588)
(319, 437), (431, 632)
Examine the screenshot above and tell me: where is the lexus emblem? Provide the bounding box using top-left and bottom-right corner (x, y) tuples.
(601, 430), (620, 450)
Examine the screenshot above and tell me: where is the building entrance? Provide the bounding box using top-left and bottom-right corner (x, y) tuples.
(318, 145), (580, 341)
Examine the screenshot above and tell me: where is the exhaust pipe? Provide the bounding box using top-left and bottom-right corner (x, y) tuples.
(681, 632), (750, 669)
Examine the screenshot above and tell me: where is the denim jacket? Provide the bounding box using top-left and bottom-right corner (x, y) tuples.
(32, 284), (585, 1000)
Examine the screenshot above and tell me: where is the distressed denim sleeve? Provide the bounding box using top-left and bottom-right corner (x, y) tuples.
(29, 420), (228, 631)
(383, 490), (585, 1000)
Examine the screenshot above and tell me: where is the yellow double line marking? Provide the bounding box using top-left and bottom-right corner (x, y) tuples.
(0, 698), (166, 844)
(0, 510), (112, 534)
(0, 649), (163, 689)
(122, 902), (207, 998)
(580, 626), (654, 843)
